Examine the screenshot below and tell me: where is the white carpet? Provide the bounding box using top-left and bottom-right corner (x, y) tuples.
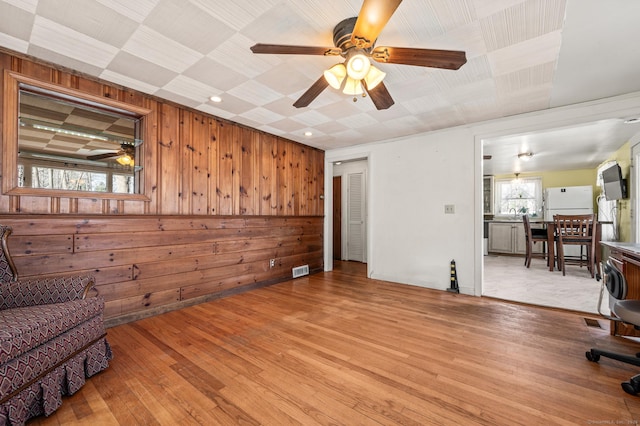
(483, 254), (610, 315)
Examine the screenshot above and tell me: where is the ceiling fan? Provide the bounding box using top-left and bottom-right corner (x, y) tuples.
(250, 0), (467, 110)
(87, 143), (135, 166)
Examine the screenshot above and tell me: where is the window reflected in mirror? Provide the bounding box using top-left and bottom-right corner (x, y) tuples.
(17, 88), (142, 194)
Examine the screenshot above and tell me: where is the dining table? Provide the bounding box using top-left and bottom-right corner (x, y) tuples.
(544, 220), (603, 275)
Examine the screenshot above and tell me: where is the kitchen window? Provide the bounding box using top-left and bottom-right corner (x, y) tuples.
(494, 177), (543, 218)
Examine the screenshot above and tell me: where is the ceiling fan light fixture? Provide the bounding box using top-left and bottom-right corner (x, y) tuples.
(323, 63), (347, 90)
(346, 52), (371, 80)
(364, 65), (386, 90)
(342, 77), (364, 95)
(116, 154), (134, 166)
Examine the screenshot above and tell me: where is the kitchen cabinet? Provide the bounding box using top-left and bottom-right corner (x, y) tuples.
(488, 221), (543, 255)
(483, 176), (493, 215)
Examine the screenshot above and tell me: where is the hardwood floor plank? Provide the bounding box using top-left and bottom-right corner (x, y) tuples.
(28, 263), (640, 425)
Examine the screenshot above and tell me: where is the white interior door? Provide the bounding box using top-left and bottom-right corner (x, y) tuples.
(347, 172), (366, 262)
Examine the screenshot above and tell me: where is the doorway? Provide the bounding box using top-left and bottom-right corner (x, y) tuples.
(332, 160), (368, 264)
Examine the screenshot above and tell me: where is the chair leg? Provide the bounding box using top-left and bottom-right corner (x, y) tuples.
(622, 375), (640, 396)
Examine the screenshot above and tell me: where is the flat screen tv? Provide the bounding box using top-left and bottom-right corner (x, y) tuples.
(602, 164), (627, 201)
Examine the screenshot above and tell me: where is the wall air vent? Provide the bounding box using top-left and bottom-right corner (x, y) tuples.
(292, 264), (309, 278)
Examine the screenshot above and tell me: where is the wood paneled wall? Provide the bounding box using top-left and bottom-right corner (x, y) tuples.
(1, 215), (323, 326)
(0, 51), (324, 325)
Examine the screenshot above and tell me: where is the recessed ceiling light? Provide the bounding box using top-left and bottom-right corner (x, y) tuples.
(209, 95), (222, 103)
(624, 117), (640, 124)
(517, 152), (533, 161)
(304, 131), (313, 137)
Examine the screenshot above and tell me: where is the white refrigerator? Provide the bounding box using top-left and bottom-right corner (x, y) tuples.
(543, 185), (593, 222)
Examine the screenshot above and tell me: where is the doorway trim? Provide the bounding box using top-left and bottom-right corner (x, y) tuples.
(324, 151), (371, 275)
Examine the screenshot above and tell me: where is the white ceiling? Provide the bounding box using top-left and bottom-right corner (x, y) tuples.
(1, 0), (640, 174)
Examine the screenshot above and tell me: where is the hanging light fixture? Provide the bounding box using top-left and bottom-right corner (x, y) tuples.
(116, 154), (134, 166)
(363, 65), (386, 90)
(322, 49), (386, 99)
(323, 63), (347, 89)
(342, 77), (364, 96)
(345, 51), (371, 80)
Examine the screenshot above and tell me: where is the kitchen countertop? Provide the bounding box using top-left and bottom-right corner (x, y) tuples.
(601, 241), (640, 257)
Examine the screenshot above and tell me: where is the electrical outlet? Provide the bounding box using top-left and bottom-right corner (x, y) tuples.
(270, 259), (276, 268)
(444, 204), (455, 214)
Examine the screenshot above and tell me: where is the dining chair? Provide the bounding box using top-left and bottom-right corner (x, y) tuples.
(522, 215), (548, 268)
(553, 214), (596, 277)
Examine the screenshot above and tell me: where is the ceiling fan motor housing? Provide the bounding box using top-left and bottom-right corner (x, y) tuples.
(333, 17), (374, 52)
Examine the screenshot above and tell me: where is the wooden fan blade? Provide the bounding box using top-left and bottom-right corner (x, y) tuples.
(87, 150), (123, 161)
(364, 81), (394, 110)
(351, 0), (403, 49)
(372, 46), (467, 70)
(251, 44), (341, 56)
(293, 76), (330, 108)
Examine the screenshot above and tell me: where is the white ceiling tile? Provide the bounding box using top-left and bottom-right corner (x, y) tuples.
(106, 51), (178, 87)
(122, 25), (203, 73)
(402, 93), (452, 115)
(144, 0), (235, 54)
(290, 109), (332, 127)
(481, 0), (566, 51)
(162, 75), (222, 104)
(36, 0), (138, 48)
(99, 69), (160, 95)
(239, 2), (327, 46)
(267, 118), (307, 133)
(241, 106), (285, 125)
(337, 112), (378, 129)
(471, 0), (527, 19)
(227, 79), (283, 106)
(30, 16), (118, 68)
(0, 1), (34, 40)
(96, 0), (160, 22)
(487, 30), (562, 76)
(189, 0), (278, 31)
(208, 33), (281, 79)
(197, 103), (237, 121)
(256, 124), (285, 136)
(495, 61), (555, 94)
(430, 0), (477, 32)
(0, 31), (28, 53)
(2, 0), (37, 13)
(384, 0), (443, 45)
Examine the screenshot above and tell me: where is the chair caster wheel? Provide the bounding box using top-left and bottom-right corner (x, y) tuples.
(622, 381), (639, 395)
(622, 375), (640, 396)
(585, 350), (600, 362)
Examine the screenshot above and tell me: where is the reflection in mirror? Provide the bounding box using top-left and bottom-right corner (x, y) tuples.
(17, 87), (142, 194)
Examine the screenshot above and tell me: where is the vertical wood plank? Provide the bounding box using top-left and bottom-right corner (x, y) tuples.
(208, 120), (219, 215)
(217, 122), (234, 215)
(259, 135), (278, 216)
(239, 128), (257, 215)
(191, 113), (209, 215)
(159, 104), (181, 214)
(180, 110), (193, 214)
(277, 139), (293, 215)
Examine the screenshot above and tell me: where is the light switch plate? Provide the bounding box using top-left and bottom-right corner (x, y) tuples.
(444, 204), (455, 214)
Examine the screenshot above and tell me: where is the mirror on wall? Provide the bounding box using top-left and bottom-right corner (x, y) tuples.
(17, 87), (141, 194)
(2, 70), (152, 200)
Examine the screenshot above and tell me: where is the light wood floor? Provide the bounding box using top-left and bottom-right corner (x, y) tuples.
(29, 261), (640, 425)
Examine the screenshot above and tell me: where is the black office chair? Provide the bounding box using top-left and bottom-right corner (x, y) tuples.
(586, 260), (640, 395)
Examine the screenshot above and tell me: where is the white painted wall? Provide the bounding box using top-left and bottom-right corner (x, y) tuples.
(324, 90), (640, 297)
